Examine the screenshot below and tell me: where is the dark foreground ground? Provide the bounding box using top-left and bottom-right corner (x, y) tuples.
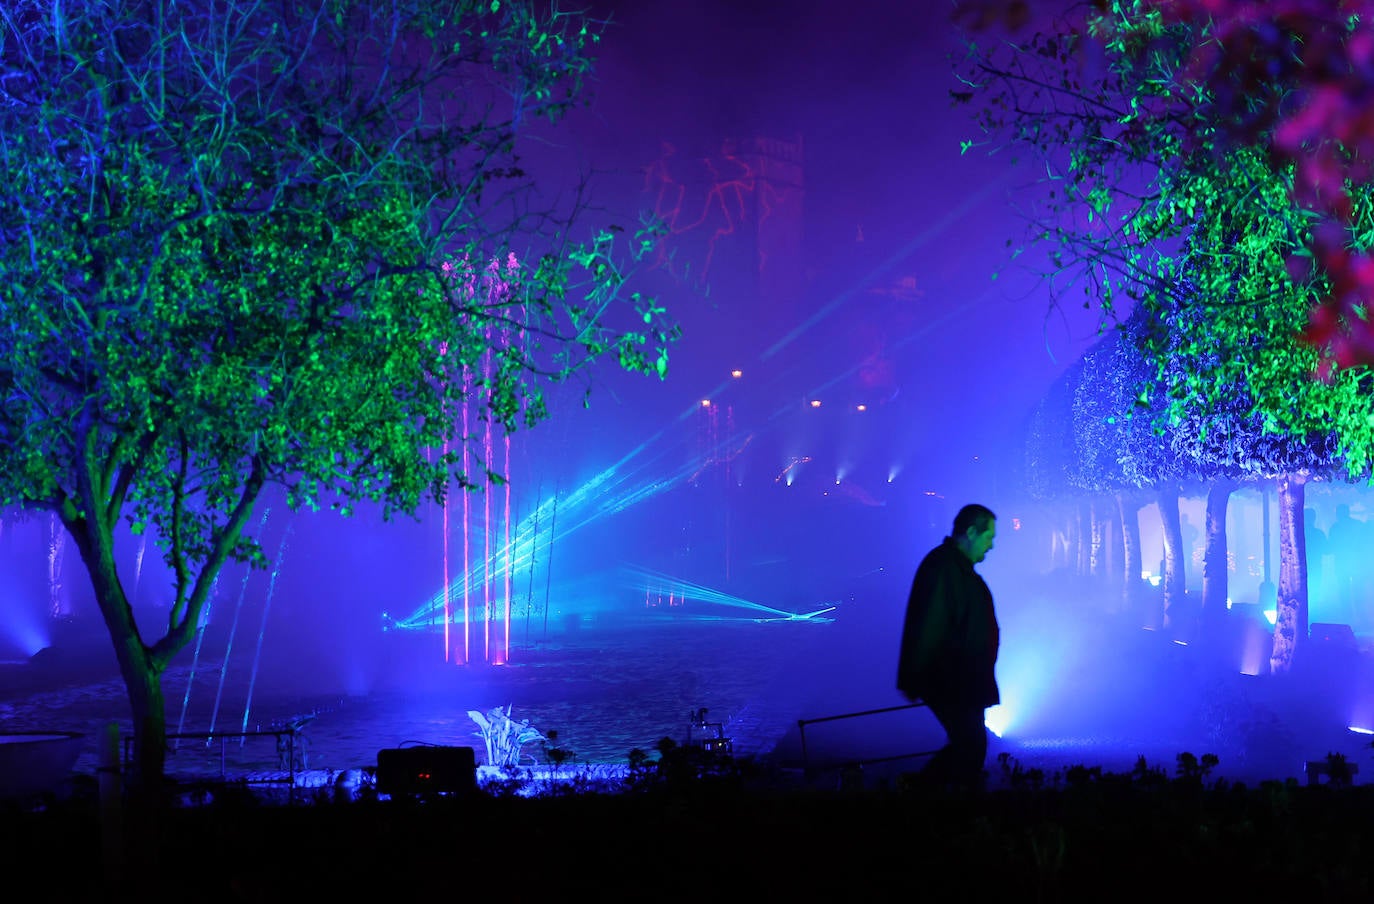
(5, 752), (1374, 903)
(7, 595), (1374, 900)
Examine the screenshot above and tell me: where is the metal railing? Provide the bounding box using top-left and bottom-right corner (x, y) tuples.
(796, 701), (941, 777)
(122, 728), (307, 787)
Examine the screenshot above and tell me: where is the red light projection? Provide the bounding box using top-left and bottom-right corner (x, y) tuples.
(643, 135), (804, 305)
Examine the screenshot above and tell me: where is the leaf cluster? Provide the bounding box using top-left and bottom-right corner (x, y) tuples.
(958, 0), (1374, 486)
(0, 0), (677, 656)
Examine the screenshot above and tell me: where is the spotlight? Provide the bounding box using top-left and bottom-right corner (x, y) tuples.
(730, 369), (742, 378)
(856, 404), (867, 412)
(701, 399), (711, 407)
(809, 399), (821, 408)
(985, 705), (1009, 737)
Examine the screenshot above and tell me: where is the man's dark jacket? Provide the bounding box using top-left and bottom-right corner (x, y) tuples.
(896, 537), (1000, 708)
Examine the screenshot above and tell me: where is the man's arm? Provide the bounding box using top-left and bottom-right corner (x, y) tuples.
(897, 563), (956, 697)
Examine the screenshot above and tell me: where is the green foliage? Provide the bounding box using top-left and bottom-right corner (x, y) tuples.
(0, 0), (675, 644)
(958, 0), (1374, 483)
(0, 0), (677, 788)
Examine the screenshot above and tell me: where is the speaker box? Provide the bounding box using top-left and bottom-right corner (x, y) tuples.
(1310, 622), (1358, 653)
(376, 745), (476, 796)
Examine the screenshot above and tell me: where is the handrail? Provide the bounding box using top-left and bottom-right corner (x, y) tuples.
(796, 700), (941, 777)
(121, 728), (305, 787)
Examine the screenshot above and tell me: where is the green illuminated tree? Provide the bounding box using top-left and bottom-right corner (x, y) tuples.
(0, 0), (677, 797)
(1069, 309), (1180, 624)
(956, 0), (1374, 670)
(1142, 294), (1344, 659)
(954, 0), (1374, 368)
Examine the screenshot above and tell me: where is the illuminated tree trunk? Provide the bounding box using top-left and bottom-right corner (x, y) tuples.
(1269, 473), (1309, 675)
(1050, 502), (1072, 570)
(1158, 483), (1185, 631)
(1200, 480), (1236, 652)
(1076, 499), (1091, 576)
(1105, 498), (1121, 581)
(73, 530), (171, 796)
(48, 514), (67, 618)
(1089, 497), (1107, 580)
(1118, 492), (1144, 616)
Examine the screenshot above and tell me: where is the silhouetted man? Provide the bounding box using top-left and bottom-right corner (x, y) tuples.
(896, 503), (999, 790)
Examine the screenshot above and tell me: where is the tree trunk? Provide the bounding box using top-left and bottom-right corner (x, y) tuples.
(1089, 498), (1106, 580)
(1158, 484), (1185, 631)
(48, 513), (67, 618)
(1201, 479), (1236, 652)
(1076, 499), (1090, 577)
(62, 510), (171, 798)
(1269, 473), (1309, 675)
(1059, 501), (1074, 571)
(1118, 492), (1143, 616)
(1050, 502), (1070, 570)
(126, 653), (169, 797)
(81, 550), (171, 795)
(1101, 496), (1118, 584)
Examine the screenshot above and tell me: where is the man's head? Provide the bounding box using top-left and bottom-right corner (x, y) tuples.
(952, 503), (997, 564)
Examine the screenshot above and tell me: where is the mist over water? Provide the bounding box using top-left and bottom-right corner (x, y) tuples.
(4, 531), (1373, 788)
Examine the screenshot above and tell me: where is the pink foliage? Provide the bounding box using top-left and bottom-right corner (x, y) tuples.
(441, 252), (522, 307)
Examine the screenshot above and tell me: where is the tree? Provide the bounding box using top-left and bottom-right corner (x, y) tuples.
(955, 0), (1374, 669)
(1157, 297), (1346, 666)
(1148, 0), (1374, 371)
(0, 0), (678, 797)
(1022, 359), (1083, 571)
(1068, 320), (1150, 614)
(1064, 306), (1199, 627)
(955, 0), (1374, 466)
(954, 0), (1374, 370)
